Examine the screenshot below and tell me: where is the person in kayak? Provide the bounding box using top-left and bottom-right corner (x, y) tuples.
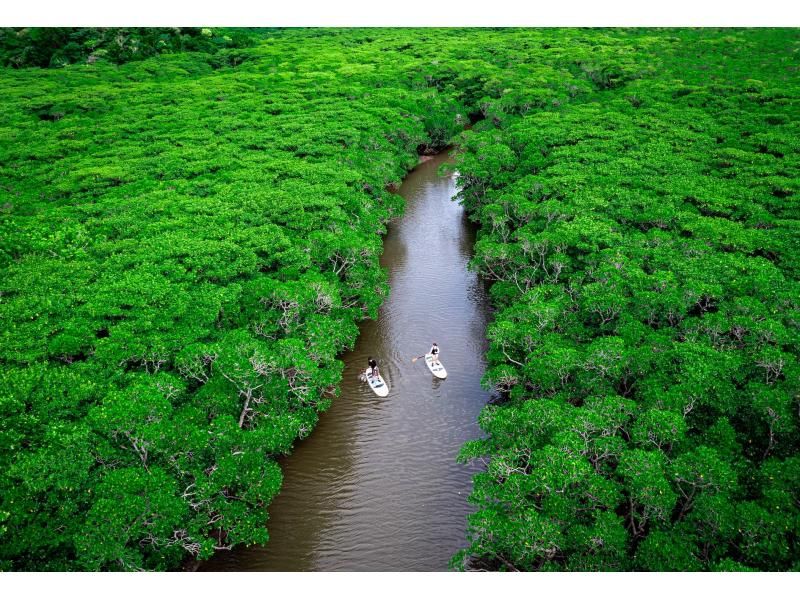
(429, 342), (440, 365)
(367, 356), (379, 378)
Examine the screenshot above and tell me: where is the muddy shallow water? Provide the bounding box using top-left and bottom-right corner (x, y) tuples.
(203, 152), (491, 571)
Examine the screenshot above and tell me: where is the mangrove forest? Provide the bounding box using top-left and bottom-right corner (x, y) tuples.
(0, 27), (798, 572)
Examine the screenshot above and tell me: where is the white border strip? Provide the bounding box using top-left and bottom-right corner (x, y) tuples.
(1, 0), (799, 27)
(0, 571), (794, 598)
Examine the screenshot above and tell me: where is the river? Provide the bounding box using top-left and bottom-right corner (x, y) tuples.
(202, 151), (491, 571)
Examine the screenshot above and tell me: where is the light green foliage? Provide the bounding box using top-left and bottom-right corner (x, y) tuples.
(0, 28), (473, 571)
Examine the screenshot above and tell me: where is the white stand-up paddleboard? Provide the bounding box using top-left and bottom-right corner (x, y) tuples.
(425, 354), (447, 379)
(365, 368), (390, 397)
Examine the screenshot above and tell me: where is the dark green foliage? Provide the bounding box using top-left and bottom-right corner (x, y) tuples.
(0, 27), (255, 68)
(453, 28), (800, 571)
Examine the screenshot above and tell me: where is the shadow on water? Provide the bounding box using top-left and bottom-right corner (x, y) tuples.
(202, 151), (492, 572)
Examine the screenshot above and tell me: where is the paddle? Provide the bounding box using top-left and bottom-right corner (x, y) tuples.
(411, 355), (426, 363)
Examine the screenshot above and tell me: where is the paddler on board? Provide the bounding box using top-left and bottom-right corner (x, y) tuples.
(429, 342), (440, 365)
(367, 356), (379, 379)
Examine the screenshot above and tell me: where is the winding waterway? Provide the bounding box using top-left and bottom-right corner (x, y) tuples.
(203, 151), (491, 571)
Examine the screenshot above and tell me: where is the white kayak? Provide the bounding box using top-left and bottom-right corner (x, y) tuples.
(365, 368), (389, 397)
(425, 354), (447, 379)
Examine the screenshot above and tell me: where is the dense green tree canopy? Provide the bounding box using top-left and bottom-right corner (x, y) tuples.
(0, 27), (465, 571)
(0, 27), (256, 68)
(452, 28), (800, 572)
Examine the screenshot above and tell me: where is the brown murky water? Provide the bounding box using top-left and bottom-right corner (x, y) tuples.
(203, 151), (491, 571)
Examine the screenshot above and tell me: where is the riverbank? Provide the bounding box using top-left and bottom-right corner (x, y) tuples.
(202, 150), (492, 571)
(187, 147), (467, 573)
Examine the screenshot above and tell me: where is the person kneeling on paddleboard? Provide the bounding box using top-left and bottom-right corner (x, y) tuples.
(368, 356), (379, 378)
(429, 343), (440, 365)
